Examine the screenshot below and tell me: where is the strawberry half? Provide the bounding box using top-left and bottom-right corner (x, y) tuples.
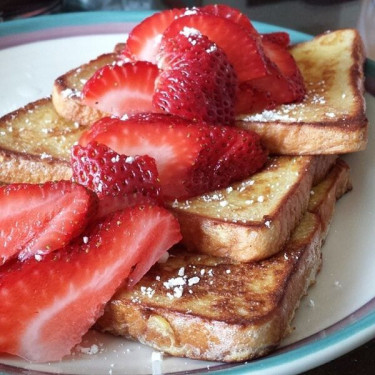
(71, 141), (162, 217)
(0, 181), (96, 264)
(200, 4), (259, 35)
(162, 13), (268, 82)
(154, 32), (237, 125)
(0, 205), (181, 362)
(122, 8), (186, 63)
(82, 61), (159, 117)
(79, 114), (268, 200)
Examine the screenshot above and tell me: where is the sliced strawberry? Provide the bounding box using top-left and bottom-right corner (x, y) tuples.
(80, 114), (268, 200)
(261, 32), (290, 47)
(200, 4), (258, 35)
(0, 181), (96, 264)
(162, 14), (268, 82)
(123, 8), (186, 63)
(252, 40), (305, 102)
(235, 39), (305, 114)
(154, 32), (237, 125)
(235, 83), (276, 114)
(82, 61), (159, 117)
(71, 142), (162, 217)
(0, 205), (181, 362)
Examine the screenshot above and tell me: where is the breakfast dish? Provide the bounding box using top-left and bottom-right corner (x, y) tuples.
(0, 6), (374, 375)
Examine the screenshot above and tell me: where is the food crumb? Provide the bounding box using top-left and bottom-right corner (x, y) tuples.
(77, 344), (100, 355)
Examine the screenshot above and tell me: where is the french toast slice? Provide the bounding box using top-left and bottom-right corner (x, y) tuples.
(237, 29), (368, 154)
(96, 160), (352, 362)
(0, 98), (80, 183)
(0, 97), (337, 262)
(171, 154), (336, 262)
(51, 29), (368, 155)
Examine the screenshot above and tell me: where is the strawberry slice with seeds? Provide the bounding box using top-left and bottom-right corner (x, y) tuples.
(122, 8), (186, 63)
(251, 40), (305, 103)
(162, 14), (268, 81)
(80, 114), (268, 200)
(71, 141), (162, 217)
(154, 32), (237, 125)
(0, 205), (181, 362)
(200, 4), (258, 35)
(0, 181), (96, 264)
(261, 32), (290, 47)
(82, 61), (159, 117)
(262, 39), (304, 86)
(235, 39), (305, 114)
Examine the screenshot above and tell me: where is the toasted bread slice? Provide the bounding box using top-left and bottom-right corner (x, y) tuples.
(308, 158), (352, 237)
(96, 160), (351, 362)
(52, 53), (118, 126)
(0, 98), (80, 183)
(237, 29), (368, 154)
(171, 154), (336, 262)
(51, 29), (367, 154)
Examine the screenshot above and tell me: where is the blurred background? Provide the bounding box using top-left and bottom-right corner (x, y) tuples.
(0, 0), (373, 58)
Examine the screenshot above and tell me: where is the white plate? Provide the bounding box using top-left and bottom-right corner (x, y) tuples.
(0, 12), (374, 375)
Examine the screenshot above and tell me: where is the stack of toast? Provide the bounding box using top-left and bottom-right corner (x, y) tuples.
(0, 20), (368, 365)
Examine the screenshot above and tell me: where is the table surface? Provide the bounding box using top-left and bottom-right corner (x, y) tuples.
(1, 1), (374, 374)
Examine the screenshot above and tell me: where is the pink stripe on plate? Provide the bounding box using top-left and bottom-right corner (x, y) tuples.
(0, 23), (136, 49)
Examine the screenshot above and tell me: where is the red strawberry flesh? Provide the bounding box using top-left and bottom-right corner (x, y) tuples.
(0, 205), (181, 362)
(162, 14), (268, 81)
(200, 4), (258, 35)
(154, 32), (237, 125)
(123, 8), (186, 63)
(235, 39), (305, 114)
(261, 32), (290, 47)
(82, 61), (159, 117)
(80, 114), (268, 200)
(71, 142), (162, 217)
(0, 181), (96, 264)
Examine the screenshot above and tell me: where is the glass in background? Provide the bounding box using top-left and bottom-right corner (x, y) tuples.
(357, 0), (375, 59)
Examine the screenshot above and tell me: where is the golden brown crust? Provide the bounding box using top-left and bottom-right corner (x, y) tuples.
(237, 120), (368, 154)
(97, 213), (323, 362)
(52, 53), (117, 126)
(171, 155), (336, 262)
(52, 83), (106, 127)
(308, 159), (352, 237)
(236, 29), (368, 154)
(0, 98), (83, 183)
(0, 149), (72, 183)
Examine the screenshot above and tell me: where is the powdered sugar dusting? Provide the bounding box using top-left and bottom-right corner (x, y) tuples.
(180, 26), (201, 38)
(239, 78), (350, 123)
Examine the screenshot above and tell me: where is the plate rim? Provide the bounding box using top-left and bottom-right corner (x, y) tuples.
(0, 11), (374, 375)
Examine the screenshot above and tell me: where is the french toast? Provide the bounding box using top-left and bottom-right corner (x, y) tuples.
(96, 159), (352, 362)
(0, 98), (79, 184)
(51, 29), (368, 155)
(170, 154), (336, 262)
(237, 29), (368, 154)
(0, 97), (336, 262)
